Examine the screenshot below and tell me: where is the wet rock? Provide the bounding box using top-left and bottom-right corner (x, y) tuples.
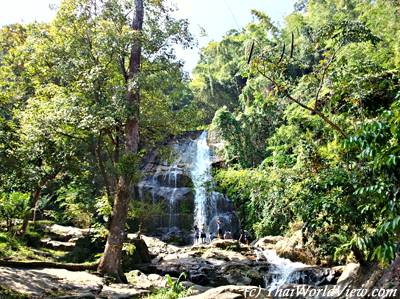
(285, 267), (339, 286)
(160, 227), (193, 245)
(135, 131), (239, 242)
(190, 273), (210, 285)
(208, 212), (240, 239)
(155, 171), (193, 188)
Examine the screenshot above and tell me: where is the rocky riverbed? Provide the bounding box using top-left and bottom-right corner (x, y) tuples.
(0, 225), (399, 298)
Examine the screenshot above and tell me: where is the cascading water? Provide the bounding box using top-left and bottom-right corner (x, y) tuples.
(135, 131), (239, 244)
(263, 249), (310, 291)
(262, 249), (336, 293)
(189, 131), (239, 238)
(190, 131), (214, 228)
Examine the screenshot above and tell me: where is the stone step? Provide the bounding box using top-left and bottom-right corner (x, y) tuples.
(40, 238), (76, 251)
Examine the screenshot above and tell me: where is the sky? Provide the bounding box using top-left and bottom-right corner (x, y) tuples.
(0, 0), (295, 73)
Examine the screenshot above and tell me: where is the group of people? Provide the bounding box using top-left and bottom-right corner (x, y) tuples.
(193, 224), (208, 244)
(193, 217), (249, 245)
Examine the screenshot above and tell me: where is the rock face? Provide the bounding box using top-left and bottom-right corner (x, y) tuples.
(132, 131), (239, 245)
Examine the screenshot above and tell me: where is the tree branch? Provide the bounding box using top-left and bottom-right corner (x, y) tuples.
(256, 65), (347, 137)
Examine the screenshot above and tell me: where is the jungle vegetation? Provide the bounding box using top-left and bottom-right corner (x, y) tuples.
(0, 0), (399, 279)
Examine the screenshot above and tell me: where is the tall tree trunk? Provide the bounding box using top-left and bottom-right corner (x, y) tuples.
(21, 188), (41, 234)
(97, 0), (144, 281)
(95, 135), (112, 202)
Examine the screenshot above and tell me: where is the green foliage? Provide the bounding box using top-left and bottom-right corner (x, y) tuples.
(122, 243), (136, 256)
(148, 273), (190, 299)
(208, 0), (400, 265)
(128, 200), (166, 232)
(0, 231), (40, 261)
(0, 285), (28, 299)
(56, 180), (95, 228)
(116, 153), (142, 184)
(0, 0), (197, 249)
(0, 192), (30, 232)
(22, 230), (42, 248)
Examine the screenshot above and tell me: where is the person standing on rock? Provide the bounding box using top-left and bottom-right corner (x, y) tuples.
(200, 225), (207, 243)
(193, 225), (200, 245)
(239, 229), (249, 245)
(217, 217), (223, 239)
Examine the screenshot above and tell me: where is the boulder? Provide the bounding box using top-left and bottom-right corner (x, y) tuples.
(126, 270), (164, 289)
(139, 235), (179, 256)
(254, 230), (318, 265)
(210, 239), (241, 252)
(254, 236), (285, 249)
(275, 247), (316, 266)
(44, 224), (89, 242)
(122, 238), (152, 271)
(336, 263), (360, 287)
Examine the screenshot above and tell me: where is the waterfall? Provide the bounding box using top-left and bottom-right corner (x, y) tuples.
(191, 131), (214, 228)
(136, 130), (239, 244)
(189, 131), (240, 239)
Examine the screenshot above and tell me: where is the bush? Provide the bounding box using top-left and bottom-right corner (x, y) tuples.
(0, 285), (28, 299)
(22, 231), (42, 248)
(147, 273), (191, 299)
(0, 232), (24, 259)
(0, 192), (30, 232)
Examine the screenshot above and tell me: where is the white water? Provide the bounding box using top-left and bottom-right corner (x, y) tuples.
(136, 130), (238, 240)
(263, 249), (310, 291)
(190, 131), (214, 229)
